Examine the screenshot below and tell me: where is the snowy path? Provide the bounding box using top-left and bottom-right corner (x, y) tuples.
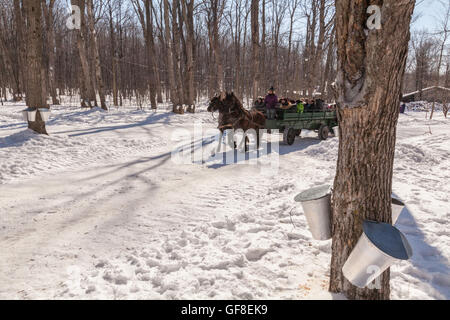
(0, 102), (449, 299)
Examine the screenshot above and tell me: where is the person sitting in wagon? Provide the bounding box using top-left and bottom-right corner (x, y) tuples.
(264, 86), (279, 120)
(304, 99), (312, 112)
(296, 100), (305, 114)
(253, 96), (265, 111)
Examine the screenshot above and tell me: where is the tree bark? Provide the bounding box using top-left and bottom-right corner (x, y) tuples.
(13, 0), (26, 101)
(44, 0), (59, 105)
(182, 0), (195, 112)
(261, 0), (266, 92)
(72, 0), (95, 108)
(24, 0), (48, 134)
(108, 1), (118, 107)
(210, 0), (224, 92)
(163, 0), (179, 113)
(145, 0), (158, 109)
(172, 0), (184, 110)
(0, 38), (21, 101)
(251, 0), (260, 100)
(330, 0), (416, 300)
(87, 0), (107, 110)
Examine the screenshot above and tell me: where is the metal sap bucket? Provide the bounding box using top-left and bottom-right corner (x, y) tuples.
(27, 109), (37, 122)
(21, 110), (28, 121)
(332, 126), (339, 138)
(294, 185), (332, 241)
(38, 108), (51, 122)
(342, 220), (413, 288)
(392, 197), (405, 225)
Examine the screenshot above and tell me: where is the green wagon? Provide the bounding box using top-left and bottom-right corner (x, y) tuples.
(264, 109), (338, 145)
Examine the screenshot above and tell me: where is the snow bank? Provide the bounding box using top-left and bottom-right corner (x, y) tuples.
(0, 100), (448, 300)
(0, 129), (165, 184)
(0, 104), (170, 184)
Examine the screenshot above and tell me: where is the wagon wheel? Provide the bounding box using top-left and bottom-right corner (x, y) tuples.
(318, 125), (330, 140)
(283, 127), (296, 146)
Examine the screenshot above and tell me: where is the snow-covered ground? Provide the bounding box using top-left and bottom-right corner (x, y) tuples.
(0, 99), (448, 300)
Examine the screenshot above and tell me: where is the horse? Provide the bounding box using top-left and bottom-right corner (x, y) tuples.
(208, 92), (266, 152)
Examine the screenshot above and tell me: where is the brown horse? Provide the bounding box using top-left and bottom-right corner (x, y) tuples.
(208, 92), (266, 151)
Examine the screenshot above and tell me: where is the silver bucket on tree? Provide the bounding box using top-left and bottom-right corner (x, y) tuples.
(21, 108), (37, 122)
(21, 110), (28, 122)
(391, 197), (405, 225)
(294, 185), (332, 241)
(342, 220), (413, 288)
(27, 109), (37, 122)
(38, 108), (51, 122)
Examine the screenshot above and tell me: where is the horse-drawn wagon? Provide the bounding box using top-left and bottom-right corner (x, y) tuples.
(207, 92), (338, 149)
(265, 108), (338, 145)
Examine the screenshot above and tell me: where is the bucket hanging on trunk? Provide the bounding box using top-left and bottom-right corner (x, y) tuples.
(391, 197), (405, 225)
(342, 220), (413, 288)
(294, 185), (332, 241)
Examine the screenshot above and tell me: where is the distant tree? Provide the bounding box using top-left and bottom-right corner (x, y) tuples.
(251, 0), (259, 100)
(182, 0), (196, 112)
(24, 0), (48, 134)
(411, 32), (435, 100)
(43, 0), (60, 105)
(86, 0), (107, 110)
(430, 0), (450, 119)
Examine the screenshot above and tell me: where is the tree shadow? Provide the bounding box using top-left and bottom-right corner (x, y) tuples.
(74, 150), (173, 185)
(0, 122), (27, 130)
(394, 203), (450, 299)
(0, 129), (37, 148)
(51, 111), (174, 137)
(206, 135), (323, 169)
(279, 137), (323, 156)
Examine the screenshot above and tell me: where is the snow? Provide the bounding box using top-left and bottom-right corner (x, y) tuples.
(405, 101), (449, 112)
(0, 99), (449, 300)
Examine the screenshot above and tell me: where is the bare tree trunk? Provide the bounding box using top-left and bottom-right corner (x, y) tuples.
(207, 17), (215, 96)
(287, 0), (300, 94)
(182, 0), (195, 112)
(163, 0), (179, 113)
(330, 0), (415, 300)
(87, 0), (107, 110)
(145, 0), (158, 109)
(172, 0), (184, 111)
(72, 0), (94, 108)
(210, 0), (224, 92)
(149, 1), (163, 104)
(310, 0), (326, 96)
(261, 0), (266, 92)
(0, 39), (21, 101)
(322, 25), (336, 101)
(24, 0), (48, 134)
(251, 0), (259, 100)
(44, 0), (59, 105)
(228, 0), (243, 100)
(13, 0), (26, 101)
(108, 1), (118, 107)
(430, 2), (449, 120)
